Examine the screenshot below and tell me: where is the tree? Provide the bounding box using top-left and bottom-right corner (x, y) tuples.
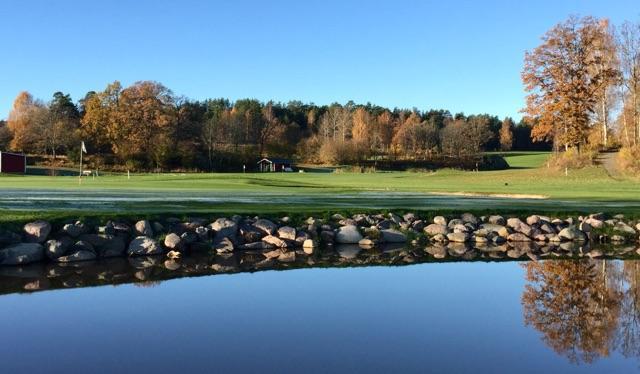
(259, 101), (281, 156)
(618, 20), (640, 146)
(590, 20), (620, 148)
(112, 81), (176, 167)
(0, 120), (12, 150)
(499, 117), (515, 151)
(7, 91), (48, 153)
(46, 92), (80, 163)
(522, 16), (620, 151)
(80, 82), (122, 155)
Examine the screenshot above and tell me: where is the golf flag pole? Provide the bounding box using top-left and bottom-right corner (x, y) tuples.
(79, 141), (87, 184)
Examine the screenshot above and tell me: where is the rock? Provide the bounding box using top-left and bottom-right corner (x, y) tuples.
(23, 220), (51, 243)
(578, 221), (592, 233)
(214, 237), (234, 253)
(240, 224), (264, 243)
(461, 213), (478, 225)
(195, 226), (210, 241)
(614, 223), (636, 235)
(135, 220), (154, 237)
(380, 229), (407, 243)
(180, 231), (198, 245)
(0, 229), (20, 246)
(62, 222), (88, 238)
(433, 216), (447, 225)
(210, 218), (238, 239)
(335, 225), (363, 244)
(0, 243), (44, 265)
(56, 250), (97, 263)
(262, 235), (288, 248)
(253, 219), (278, 235)
(403, 213), (416, 222)
(411, 220), (426, 232)
(488, 215), (505, 225)
(45, 237), (74, 260)
(424, 224), (448, 236)
(558, 227), (586, 242)
(446, 232), (469, 243)
(164, 233), (183, 250)
(238, 241), (275, 250)
(507, 233), (531, 242)
(277, 226), (296, 240)
(474, 235), (489, 244)
(295, 231), (311, 245)
(586, 218), (604, 229)
(128, 236), (162, 256)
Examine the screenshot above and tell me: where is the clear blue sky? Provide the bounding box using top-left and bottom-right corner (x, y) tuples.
(0, 0), (637, 120)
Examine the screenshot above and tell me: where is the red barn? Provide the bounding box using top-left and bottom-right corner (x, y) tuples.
(0, 152), (26, 174)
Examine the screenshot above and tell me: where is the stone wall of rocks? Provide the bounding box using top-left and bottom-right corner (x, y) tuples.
(1, 212), (639, 267)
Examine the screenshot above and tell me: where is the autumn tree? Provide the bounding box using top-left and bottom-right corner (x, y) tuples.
(499, 117), (514, 151)
(7, 91), (48, 153)
(523, 16), (620, 151)
(80, 81), (122, 155)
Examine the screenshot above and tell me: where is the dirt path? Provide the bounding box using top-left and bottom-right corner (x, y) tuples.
(596, 152), (620, 179)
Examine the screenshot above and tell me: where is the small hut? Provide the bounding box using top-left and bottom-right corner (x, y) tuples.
(0, 152), (26, 174)
(257, 158), (293, 172)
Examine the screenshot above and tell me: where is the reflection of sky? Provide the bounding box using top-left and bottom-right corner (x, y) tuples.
(0, 262), (636, 373)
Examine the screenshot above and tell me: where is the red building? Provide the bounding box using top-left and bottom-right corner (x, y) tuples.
(0, 152), (26, 174)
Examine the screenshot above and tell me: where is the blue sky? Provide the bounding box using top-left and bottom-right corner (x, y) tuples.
(0, 0), (638, 120)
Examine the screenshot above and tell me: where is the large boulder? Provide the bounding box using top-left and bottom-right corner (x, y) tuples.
(23, 221), (51, 243)
(239, 224), (264, 243)
(277, 226), (296, 240)
(558, 226), (587, 242)
(163, 233), (183, 251)
(335, 225), (363, 244)
(433, 216), (447, 226)
(0, 243), (44, 265)
(62, 222), (88, 238)
(210, 218), (238, 240)
(262, 235), (289, 248)
(128, 236), (162, 256)
(253, 219), (278, 235)
(135, 220), (154, 237)
(507, 233), (531, 242)
(424, 224), (448, 236)
(381, 229), (407, 243)
(45, 237), (74, 260)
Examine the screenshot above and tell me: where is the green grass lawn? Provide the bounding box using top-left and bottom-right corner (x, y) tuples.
(0, 152), (639, 222)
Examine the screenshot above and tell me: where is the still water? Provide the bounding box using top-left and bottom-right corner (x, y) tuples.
(0, 257), (639, 373)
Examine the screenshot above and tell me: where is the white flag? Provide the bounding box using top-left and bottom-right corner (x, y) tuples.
(81, 141), (87, 154)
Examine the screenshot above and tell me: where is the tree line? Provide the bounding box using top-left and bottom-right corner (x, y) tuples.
(0, 83), (542, 171)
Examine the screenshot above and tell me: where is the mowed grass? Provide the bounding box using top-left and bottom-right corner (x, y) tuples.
(0, 152), (637, 202)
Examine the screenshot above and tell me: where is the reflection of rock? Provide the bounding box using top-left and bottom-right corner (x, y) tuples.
(426, 245), (447, 259)
(336, 245), (361, 259)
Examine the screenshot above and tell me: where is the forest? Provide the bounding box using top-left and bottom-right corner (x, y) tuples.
(2, 15), (640, 173)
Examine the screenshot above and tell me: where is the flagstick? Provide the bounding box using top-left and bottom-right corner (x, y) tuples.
(79, 143), (83, 185)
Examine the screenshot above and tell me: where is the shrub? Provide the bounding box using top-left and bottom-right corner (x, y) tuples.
(548, 148), (594, 170)
(616, 146), (640, 176)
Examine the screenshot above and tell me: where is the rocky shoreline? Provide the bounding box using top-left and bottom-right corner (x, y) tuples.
(1, 212), (640, 267)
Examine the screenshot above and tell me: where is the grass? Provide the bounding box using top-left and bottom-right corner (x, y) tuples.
(1, 151), (639, 223)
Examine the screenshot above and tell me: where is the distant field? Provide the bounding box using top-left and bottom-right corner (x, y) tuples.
(0, 152), (639, 221)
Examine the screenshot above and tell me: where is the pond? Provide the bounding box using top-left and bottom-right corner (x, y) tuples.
(0, 247), (639, 373)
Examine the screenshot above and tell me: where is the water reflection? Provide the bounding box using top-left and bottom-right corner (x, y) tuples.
(521, 259), (640, 365)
